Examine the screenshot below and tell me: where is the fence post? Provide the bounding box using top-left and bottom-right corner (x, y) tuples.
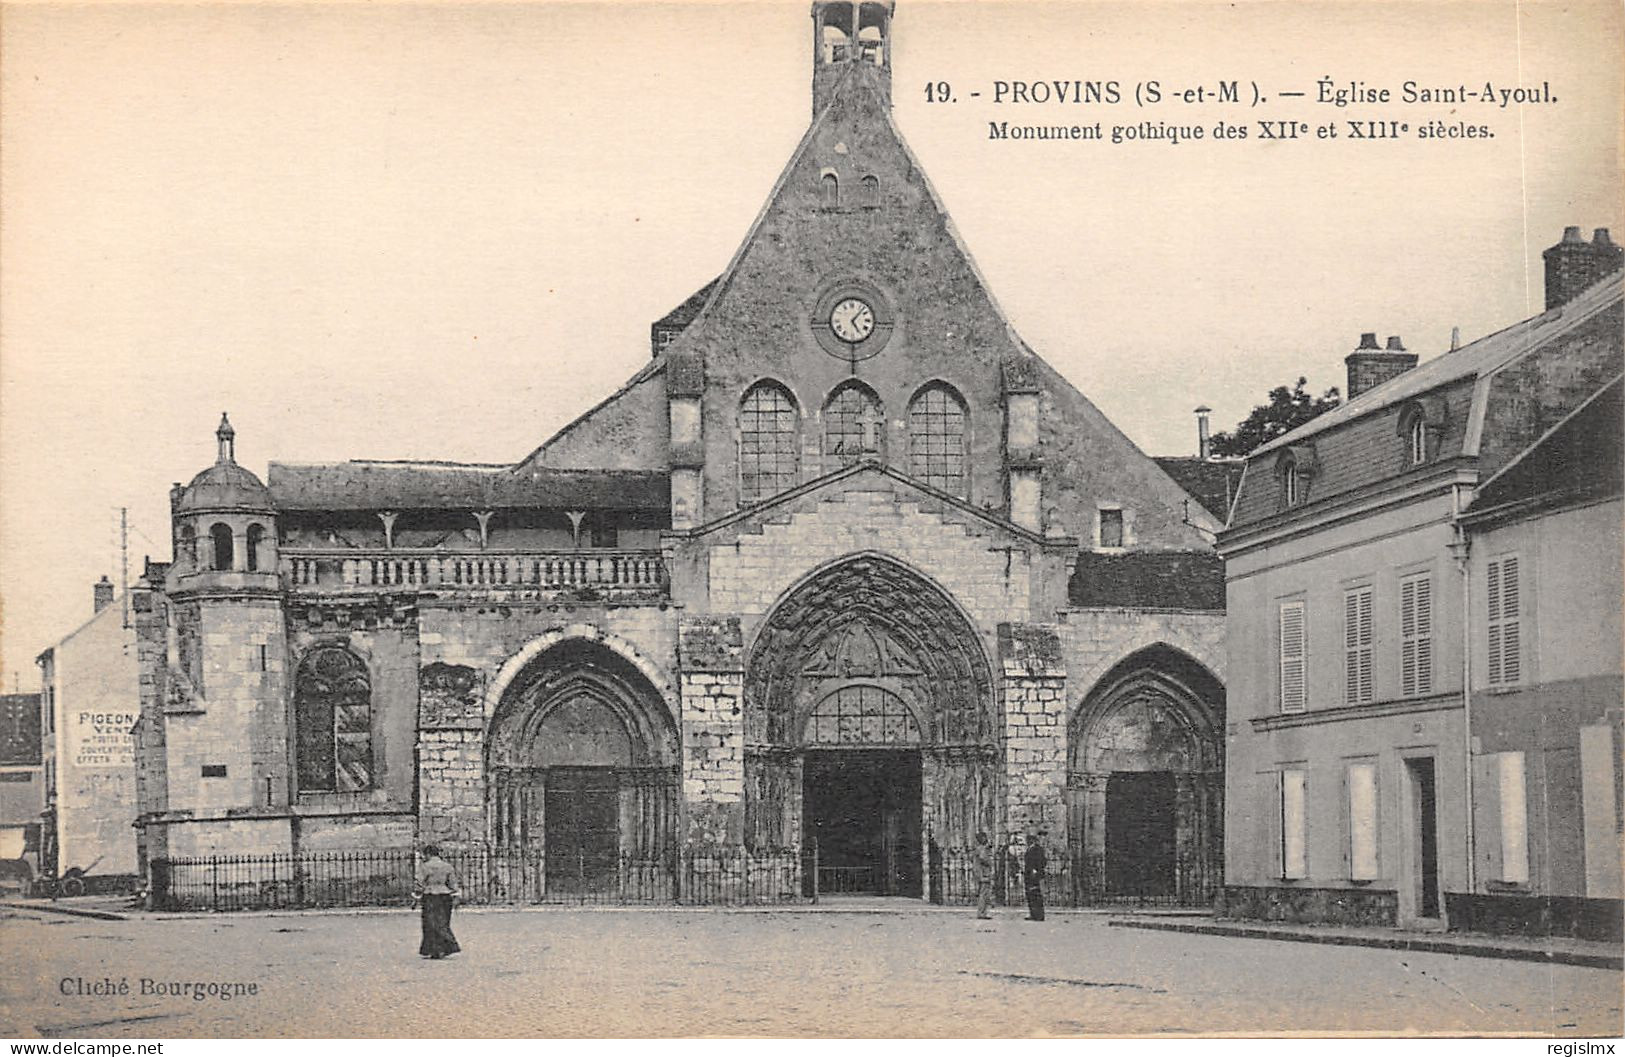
(811, 837), (820, 905)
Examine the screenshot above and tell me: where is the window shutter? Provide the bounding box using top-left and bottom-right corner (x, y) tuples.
(1498, 751), (1529, 883)
(1280, 602), (1307, 713)
(1344, 588), (1372, 705)
(1401, 575), (1433, 697)
(1348, 763), (1379, 880)
(1487, 556), (1521, 686)
(1281, 769), (1307, 879)
(1501, 557), (1521, 683)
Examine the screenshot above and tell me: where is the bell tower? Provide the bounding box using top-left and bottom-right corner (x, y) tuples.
(812, 1), (893, 116)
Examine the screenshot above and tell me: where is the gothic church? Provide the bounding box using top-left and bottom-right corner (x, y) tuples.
(134, 2), (1228, 905)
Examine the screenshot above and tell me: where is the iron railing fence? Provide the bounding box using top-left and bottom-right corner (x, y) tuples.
(150, 847), (804, 912)
(150, 845), (1222, 912)
(928, 846), (1220, 909)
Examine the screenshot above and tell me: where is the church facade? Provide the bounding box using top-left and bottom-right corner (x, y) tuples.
(133, 2), (1227, 905)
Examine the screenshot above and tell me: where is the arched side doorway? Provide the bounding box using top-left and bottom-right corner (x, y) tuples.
(486, 639), (678, 897)
(744, 554), (998, 898)
(1067, 646), (1224, 906)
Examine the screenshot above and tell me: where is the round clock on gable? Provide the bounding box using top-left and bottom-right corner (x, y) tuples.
(811, 280), (895, 362)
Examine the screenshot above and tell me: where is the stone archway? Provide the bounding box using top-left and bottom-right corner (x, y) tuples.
(1067, 645), (1224, 905)
(744, 553), (998, 896)
(486, 638), (679, 898)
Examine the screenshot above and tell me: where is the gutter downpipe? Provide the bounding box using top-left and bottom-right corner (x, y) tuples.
(1449, 483), (1476, 897)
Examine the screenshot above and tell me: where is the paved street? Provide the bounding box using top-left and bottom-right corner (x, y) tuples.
(1, 904), (1619, 1038)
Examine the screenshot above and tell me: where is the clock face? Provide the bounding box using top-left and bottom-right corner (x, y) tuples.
(829, 297), (876, 343)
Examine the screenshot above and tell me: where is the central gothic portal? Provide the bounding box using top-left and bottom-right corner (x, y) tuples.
(744, 555), (998, 896)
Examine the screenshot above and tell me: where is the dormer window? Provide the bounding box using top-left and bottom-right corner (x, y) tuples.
(1397, 398), (1446, 469)
(1284, 466), (1304, 506)
(1276, 445), (1318, 509)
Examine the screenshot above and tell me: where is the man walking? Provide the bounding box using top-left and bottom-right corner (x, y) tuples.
(1023, 829), (1047, 922)
(973, 831), (994, 919)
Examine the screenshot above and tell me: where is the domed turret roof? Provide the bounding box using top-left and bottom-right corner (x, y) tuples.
(176, 413), (273, 513)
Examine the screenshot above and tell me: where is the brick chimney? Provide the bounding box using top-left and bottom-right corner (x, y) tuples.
(1345, 333), (1417, 399)
(93, 575), (115, 614)
(1543, 226), (1624, 310)
(1194, 405), (1212, 459)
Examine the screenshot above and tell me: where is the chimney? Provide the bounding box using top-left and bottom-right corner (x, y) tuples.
(1543, 226), (1624, 310)
(93, 575), (115, 614)
(1194, 405), (1212, 459)
(1344, 332), (1418, 398)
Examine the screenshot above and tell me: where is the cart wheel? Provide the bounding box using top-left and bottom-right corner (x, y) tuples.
(60, 876), (86, 898)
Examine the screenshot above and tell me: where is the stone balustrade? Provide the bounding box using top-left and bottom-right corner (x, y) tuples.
(283, 549), (667, 596)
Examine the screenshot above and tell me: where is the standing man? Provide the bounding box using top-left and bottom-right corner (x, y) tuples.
(1023, 828), (1047, 922)
(973, 831), (994, 919)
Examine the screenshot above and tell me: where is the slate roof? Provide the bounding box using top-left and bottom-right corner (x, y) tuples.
(1254, 269), (1624, 458)
(1068, 551), (1226, 610)
(1467, 375), (1623, 517)
(1154, 457), (1244, 523)
(267, 461), (670, 511)
(654, 278), (720, 331)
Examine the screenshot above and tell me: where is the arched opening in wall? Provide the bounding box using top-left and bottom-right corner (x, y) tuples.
(745, 555), (997, 899)
(908, 382), (968, 497)
(1067, 645), (1224, 906)
(824, 381), (885, 468)
(740, 381), (801, 504)
(177, 524), (197, 570)
(209, 523), (234, 572)
(819, 5), (854, 64)
(857, 3), (888, 66)
(294, 646), (373, 793)
(819, 170), (840, 208)
(485, 639), (678, 899)
(860, 174), (880, 208)
(245, 524), (267, 572)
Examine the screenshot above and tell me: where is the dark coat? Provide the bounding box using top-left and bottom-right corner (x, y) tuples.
(1023, 842), (1047, 882)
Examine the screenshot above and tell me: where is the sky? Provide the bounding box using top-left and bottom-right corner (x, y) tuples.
(1, 0), (1621, 689)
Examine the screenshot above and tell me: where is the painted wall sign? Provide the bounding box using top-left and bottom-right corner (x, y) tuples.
(68, 710), (137, 768)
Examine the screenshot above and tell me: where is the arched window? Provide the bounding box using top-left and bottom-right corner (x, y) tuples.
(209, 523), (234, 571)
(1284, 465), (1304, 506)
(1407, 416), (1427, 465)
(820, 10), (853, 64)
(740, 382), (800, 504)
(860, 175), (880, 207)
(245, 524), (266, 572)
(825, 383), (884, 466)
(295, 646), (372, 793)
(908, 383), (968, 496)
(819, 171), (840, 208)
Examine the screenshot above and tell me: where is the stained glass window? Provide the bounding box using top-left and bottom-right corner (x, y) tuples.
(740, 383), (800, 504)
(295, 647), (372, 793)
(908, 384), (967, 496)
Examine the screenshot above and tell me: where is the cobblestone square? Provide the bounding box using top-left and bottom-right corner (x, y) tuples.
(2, 906), (1619, 1038)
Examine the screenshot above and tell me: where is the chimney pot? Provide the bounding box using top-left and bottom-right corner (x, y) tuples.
(93, 575), (115, 614)
(1545, 224), (1624, 310)
(1385, 335), (1405, 351)
(1358, 332), (1380, 350)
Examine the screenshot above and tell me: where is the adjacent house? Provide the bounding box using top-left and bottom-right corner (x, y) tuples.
(1216, 226), (1622, 937)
